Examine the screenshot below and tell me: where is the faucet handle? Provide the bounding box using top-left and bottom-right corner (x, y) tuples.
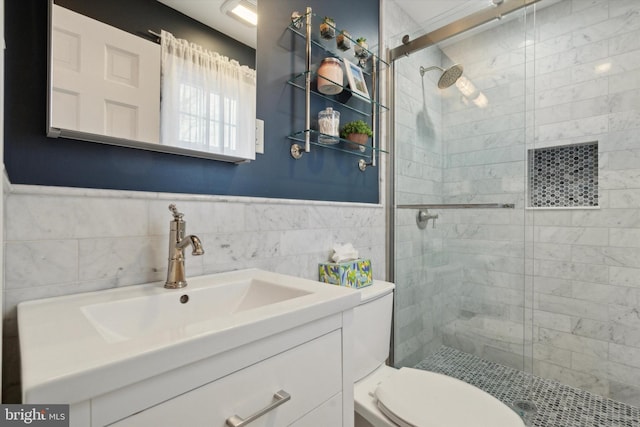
(168, 204), (184, 220)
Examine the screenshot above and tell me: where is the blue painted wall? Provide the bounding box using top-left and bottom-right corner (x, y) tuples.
(4, 0), (380, 203)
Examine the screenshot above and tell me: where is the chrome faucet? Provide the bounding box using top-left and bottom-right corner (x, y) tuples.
(165, 204), (204, 289)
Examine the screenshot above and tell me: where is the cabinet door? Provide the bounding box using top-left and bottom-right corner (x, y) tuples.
(110, 330), (343, 427)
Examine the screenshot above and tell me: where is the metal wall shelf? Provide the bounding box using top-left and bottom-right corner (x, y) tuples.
(287, 71), (388, 116)
(288, 129), (389, 155)
(287, 7), (386, 171)
(289, 13), (389, 69)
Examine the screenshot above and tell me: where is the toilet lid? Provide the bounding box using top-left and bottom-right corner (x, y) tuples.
(374, 367), (524, 427)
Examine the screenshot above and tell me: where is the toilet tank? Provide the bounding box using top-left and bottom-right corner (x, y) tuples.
(352, 280), (395, 383)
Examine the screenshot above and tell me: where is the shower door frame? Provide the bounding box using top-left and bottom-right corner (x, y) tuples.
(388, 0), (541, 61)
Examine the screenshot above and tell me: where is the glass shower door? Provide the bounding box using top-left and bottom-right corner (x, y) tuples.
(390, 5), (532, 377)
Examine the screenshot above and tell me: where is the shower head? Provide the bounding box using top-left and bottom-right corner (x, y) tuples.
(438, 64), (464, 89)
(419, 64), (464, 89)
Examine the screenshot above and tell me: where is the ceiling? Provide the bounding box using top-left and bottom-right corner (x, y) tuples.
(157, 0), (258, 48)
(155, 0), (482, 50)
(156, 1), (551, 52)
(396, 0), (493, 33)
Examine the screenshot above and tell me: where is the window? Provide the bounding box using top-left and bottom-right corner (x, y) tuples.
(161, 30), (256, 161)
(177, 84), (238, 151)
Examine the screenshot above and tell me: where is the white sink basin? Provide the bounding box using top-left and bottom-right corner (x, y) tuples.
(18, 269), (360, 404)
(82, 278), (311, 342)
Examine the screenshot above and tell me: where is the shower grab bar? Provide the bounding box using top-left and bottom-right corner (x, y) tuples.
(397, 203), (515, 209)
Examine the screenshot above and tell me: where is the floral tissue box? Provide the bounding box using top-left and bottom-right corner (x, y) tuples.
(318, 259), (372, 288)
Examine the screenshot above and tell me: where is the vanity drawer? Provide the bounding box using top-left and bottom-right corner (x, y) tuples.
(111, 330), (342, 427)
(290, 392), (343, 427)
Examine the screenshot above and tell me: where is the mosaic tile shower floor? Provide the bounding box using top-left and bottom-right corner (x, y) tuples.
(414, 347), (640, 427)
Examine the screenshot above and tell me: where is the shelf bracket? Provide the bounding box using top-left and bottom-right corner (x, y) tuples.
(290, 144), (304, 159)
(290, 11), (304, 29)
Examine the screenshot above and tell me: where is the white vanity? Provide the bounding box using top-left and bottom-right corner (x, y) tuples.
(19, 269), (360, 426)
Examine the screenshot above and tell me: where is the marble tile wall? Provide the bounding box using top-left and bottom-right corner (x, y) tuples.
(387, 0), (640, 407)
(435, 0), (640, 406)
(1, 185), (386, 402)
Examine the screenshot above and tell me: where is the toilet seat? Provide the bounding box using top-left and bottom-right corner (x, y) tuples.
(373, 367), (525, 427)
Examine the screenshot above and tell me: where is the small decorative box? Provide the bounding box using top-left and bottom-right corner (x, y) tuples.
(318, 258), (372, 288)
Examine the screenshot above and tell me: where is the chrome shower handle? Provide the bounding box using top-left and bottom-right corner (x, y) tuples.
(416, 209), (439, 229)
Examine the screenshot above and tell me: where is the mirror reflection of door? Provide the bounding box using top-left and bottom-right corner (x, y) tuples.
(50, 5), (160, 143)
(48, 0), (258, 161)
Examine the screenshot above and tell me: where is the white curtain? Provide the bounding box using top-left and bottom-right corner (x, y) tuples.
(160, 30), (256, 160)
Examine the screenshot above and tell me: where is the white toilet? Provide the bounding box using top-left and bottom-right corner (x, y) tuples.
(352, 280), (525, 427)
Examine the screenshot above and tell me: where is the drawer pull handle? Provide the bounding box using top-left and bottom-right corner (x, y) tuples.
(225, 389), (291, 427)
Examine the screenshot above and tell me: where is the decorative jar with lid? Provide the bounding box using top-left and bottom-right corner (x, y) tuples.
(318, 107), (340, 144)
(317, 57), (343, 95)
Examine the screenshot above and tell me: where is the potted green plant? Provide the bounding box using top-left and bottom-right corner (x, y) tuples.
(341, 120), (373, 148)
(320, 17), (336, 39)
(354, 37), (368, 57)
(336, 30), (352, 51)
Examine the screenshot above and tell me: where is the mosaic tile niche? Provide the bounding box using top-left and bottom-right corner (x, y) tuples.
(528, 142), (598, 208)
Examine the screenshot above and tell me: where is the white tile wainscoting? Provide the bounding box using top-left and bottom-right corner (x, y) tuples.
(1, 183), (386, 402)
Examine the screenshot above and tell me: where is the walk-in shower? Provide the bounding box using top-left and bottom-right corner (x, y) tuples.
(388, 0), (640, 424)
(419, 64), (464, 89)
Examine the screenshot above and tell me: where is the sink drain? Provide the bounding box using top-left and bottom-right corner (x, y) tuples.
(511, 400), (538, 424)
